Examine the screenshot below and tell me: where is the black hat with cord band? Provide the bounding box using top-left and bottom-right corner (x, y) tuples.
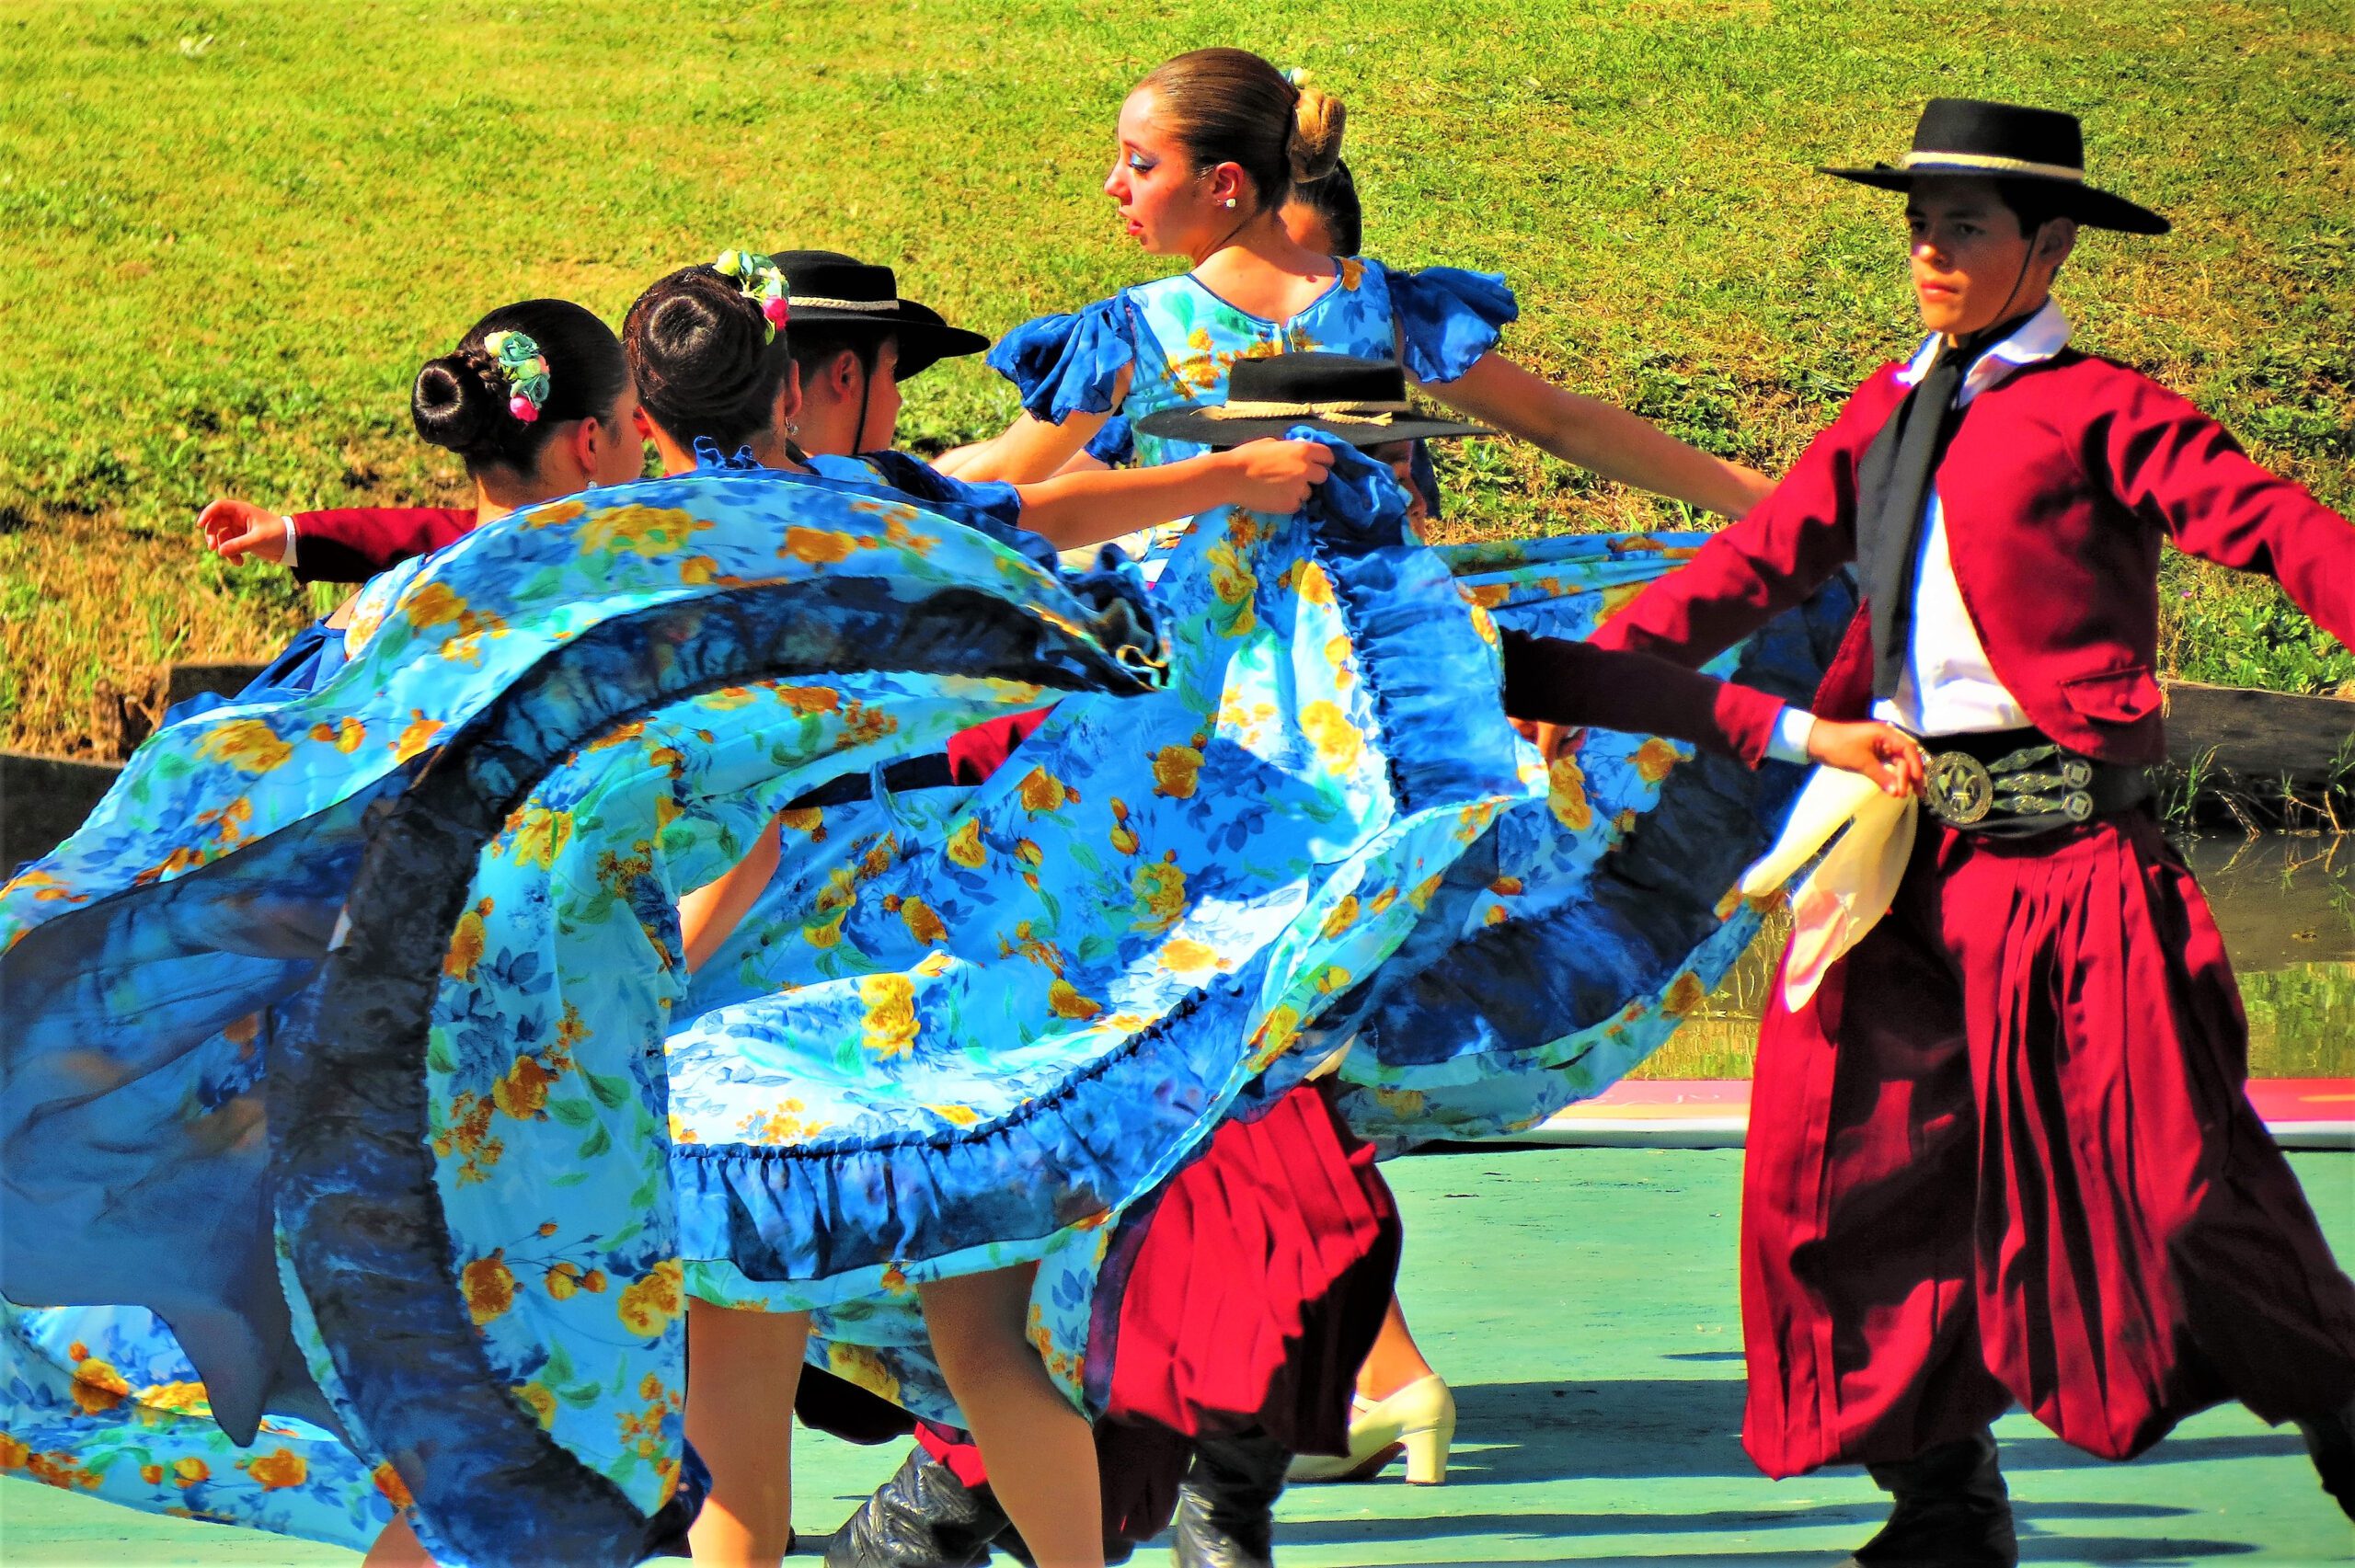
(1821, 98), (2169, 235)
(1133, 353), (1492, 449)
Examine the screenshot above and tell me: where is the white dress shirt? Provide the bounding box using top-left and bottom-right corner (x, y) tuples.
(1872, 300), (2071, 737)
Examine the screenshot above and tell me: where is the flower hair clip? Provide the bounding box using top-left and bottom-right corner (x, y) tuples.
(716, 248), (792, 341)
(481, 329), (551, 423)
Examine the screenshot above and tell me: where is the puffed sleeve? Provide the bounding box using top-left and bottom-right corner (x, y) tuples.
(1388, 265), (1519, 385)
(985, 296), (1137, 425)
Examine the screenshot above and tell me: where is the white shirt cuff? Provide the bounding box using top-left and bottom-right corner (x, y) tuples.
(281, 515), (298, 568)
(1765, 705), (1817, 765)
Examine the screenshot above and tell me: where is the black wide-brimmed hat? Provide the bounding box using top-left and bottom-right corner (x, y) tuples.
(1134, 353), (1492, 448)
(766, 249), (992, 379)
(1822, 98), (2169, 235)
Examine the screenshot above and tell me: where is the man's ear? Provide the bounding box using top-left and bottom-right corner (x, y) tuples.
(2039, 217), (2079, 269)
(830, 349), (863, 399)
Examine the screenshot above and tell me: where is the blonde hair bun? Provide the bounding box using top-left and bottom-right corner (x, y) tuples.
(1288, 85), (1348, 185)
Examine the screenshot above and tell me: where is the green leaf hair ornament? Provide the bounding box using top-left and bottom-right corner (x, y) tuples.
(714, 248), (792, 342)
(481, 329), (552, 424)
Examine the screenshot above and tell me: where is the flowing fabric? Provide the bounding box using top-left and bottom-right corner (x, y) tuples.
(1, 467), (1164, 1566)
(664, 268), (1851, 1428)
(672, 437), (1531, 1419)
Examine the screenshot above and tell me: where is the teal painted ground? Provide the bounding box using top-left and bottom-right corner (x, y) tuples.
(6, 1150), (2351, 1565)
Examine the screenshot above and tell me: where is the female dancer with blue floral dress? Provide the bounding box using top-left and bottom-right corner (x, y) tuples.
(622, 252), (1361, 1568)
(800, 52), (1893, 1563)
(0, 290), (1180, 1568)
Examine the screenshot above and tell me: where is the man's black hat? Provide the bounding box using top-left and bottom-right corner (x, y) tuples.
(1822, 98), (2169, 235)
(767, 250), (991, 379)
(1134, 353), (1491, 449)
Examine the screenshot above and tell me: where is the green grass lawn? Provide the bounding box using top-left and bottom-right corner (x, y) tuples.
(2, 0), (2349, 751)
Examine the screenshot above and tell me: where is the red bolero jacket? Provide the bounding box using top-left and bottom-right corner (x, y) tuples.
(1591, 349), (2355, 764)
(289, 506), (472, 585)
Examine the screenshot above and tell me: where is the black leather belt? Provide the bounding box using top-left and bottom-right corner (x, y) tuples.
(1918, 727), (2151, 838)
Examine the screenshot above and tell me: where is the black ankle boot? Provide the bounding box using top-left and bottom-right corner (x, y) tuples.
(1844, 1429), (2017, 1567)
(2295, 1397), (2355, 1522)
(826, 1446), (1014, 1568)
(1170, 1430), (1292, 1568)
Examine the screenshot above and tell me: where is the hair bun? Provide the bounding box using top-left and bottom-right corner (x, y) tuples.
(411, 347), (501, 458)
(1287, 86), (1347, 185)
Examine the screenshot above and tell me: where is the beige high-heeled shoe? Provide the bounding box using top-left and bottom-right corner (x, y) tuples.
(1285, 1374), (1456, 1485)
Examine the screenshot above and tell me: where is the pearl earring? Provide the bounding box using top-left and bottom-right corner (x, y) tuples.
(1223, 197), (1236, 208)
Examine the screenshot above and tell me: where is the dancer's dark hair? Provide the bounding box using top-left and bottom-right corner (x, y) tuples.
(1292, 158), (1362, 254)
(788, 322), (884, 385)
(410, 300), (627, 475)
(623, 265), (793, 452)
(1135, 49), (1346, 213)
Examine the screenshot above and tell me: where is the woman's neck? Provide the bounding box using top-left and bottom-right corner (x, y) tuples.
(473, 470), (549, 523)
(654, 428), (808, 476)
(1188, 214), (1338, 319)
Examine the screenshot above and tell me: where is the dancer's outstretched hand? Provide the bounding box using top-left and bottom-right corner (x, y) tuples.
(1221, 439), (1336, 514)
(200, 498), (290, 564)
(1806, 719), (1926, 797)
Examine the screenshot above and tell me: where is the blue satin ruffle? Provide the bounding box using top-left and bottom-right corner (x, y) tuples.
(985, 295), (1136, 427)
(1389, 265), (1518, 384)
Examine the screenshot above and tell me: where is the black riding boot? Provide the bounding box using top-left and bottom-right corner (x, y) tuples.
(1169, 1430), (1292, 1568)
(2296, 1397), (2355, 1521)
(826, 1445), (1016, 1568)
(1844, 1428), (2018, 1567)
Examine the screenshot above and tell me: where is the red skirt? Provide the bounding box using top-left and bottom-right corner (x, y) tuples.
(1741, 811), (2355, 1477)
(920, 1078), (1401, 1543)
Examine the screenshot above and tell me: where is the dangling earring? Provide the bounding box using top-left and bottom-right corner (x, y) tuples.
(786, 421), (799, 436)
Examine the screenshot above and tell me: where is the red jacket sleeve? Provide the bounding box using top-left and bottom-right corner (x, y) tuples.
(1499, 631), (1788, 768)
(1590, 366), (1903, 669)
(290, 506), (475, 584)
(2090, 368), (2355, 648)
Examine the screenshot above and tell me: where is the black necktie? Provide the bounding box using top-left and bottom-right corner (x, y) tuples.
(1853, 316), (2036, 702)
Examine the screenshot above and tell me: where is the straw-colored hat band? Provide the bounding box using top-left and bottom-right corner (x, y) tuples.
(1202, 397), (1416, 425)
(1895, 150), (2084, 182)
(793, 295), (902, 312)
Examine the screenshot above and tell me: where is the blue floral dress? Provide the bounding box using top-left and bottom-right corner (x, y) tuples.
(984, 259), (1852, 1144)
(0, 466), (1163, 1565)
(989, 257), (1507, 581)
(654, 261), (1849, 1427)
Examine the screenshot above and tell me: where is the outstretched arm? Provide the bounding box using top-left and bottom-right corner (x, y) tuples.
(1422, 353), (1774, 521)
(2099, 373), (2355, 648)
(955, 364), (1134, 485)
(1012, 439), (1335, 549)
(1587, 367), (1906, 670)
(1501, 632), (1923, 794)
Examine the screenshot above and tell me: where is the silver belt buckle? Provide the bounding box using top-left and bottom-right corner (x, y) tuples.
(1927, 750), (1994, 826)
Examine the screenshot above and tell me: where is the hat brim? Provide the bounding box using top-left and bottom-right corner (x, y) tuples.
(787, 300), (991, 381)
(1132, 410), (1493, 449)
(1821, 163), (2169, 235)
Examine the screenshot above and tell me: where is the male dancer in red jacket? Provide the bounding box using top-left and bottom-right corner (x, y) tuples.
(1592, 98), (2355, 1563)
